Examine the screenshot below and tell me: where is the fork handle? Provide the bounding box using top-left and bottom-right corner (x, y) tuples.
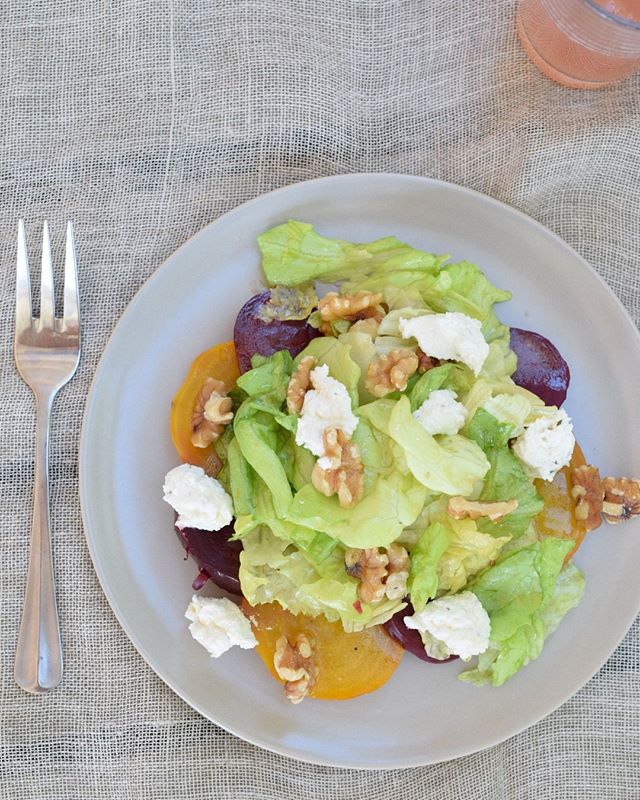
(15, 391), (63, 693)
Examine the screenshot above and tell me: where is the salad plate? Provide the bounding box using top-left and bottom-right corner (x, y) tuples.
(80, 174), (640, 768)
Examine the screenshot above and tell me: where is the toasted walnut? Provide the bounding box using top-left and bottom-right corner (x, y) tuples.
(345, 548), (389, 604)
(602, 477), (640, 524)
(384, 543), (410, 600)
(317, 291), (385, 336)
(274, 633), (317, 704)
(570, 464), (603, 532)
(286, 356), (317, 414)
(311, 428), (364, 508)
(191, 378), (233, 448)
(319, 290), (383, 322)
(344, 544), (409, 603)
(365, 349), (419, 398)
(416, 348), (439, 374)
(447, 496), (519, 522)
(204, 394), (233, 424)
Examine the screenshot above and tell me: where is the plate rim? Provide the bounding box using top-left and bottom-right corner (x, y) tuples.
(79, 172), (640, 768)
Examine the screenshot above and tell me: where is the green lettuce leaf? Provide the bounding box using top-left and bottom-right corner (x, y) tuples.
(259, 220), (443, 287)
(352, 415), (397, 493)
(295, 336), (361, 405)
(479, 336), (518, 381)
(481, 392), (533, 437)
(239, 527), (403, 631)
(538, 561), (586, 635)
(435, 517), (510, 594)
(233, 475), (336, 561)
(337, 328), (378, 403)
(360, 396), (490, 496)
(285, 470), (428, 549)
(419, 260), (511, 320)
(410, 363), (474, 412)
(407, 522), (450, 612)
(236, 349), (292, 399)
(460, 540), (583, 686)
(227, 437), (258, 517)
(466, 408), (543, 538)
(233, 351), (295, 518)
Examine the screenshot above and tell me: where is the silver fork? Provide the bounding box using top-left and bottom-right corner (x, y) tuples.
(14, 220), (81, 694)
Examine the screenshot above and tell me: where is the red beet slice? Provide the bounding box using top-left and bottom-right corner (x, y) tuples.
(384, 603), (458, 664)
(233, 291), (321, 374)
(175, 522), (242, 595)
(510, 328), (570, 407)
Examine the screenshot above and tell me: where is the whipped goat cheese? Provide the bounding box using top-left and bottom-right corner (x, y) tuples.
(405, 591), (491, 661)
(295, 363), (358, 457)
(185, 595), (257, 658)
(512, 408), (575, 482)
(399, 312), (489, 376)
(413, 388), (467, 436)
(163, 463), (233, 531)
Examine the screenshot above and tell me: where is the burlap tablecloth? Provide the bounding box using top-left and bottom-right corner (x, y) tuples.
(1, 0), (639, 797)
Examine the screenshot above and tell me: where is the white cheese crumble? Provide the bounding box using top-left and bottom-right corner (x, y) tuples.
(399, 312), (490, 376)
(185, 595), (257, 658)
(413, 389), (467, 436)
(294, 363), (359, 460)
(404, 591), (491, 661)
(512, 408), (575, 482)
(163, 463), (233, 531)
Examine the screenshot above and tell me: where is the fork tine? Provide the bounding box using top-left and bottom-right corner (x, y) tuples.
(15, 220), (33, 336)
(62, 221), (79, 332)
(39, 221), (55, 328)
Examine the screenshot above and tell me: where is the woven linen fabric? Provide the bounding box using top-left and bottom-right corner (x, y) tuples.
(1, 0), (639, 797)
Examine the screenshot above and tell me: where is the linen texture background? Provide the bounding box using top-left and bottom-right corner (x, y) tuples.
(0, 1), (639, 798)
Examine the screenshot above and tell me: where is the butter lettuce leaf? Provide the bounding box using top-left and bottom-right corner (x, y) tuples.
(295, 336), (361, 405)
(406, 516), (510, 612)
(410, 363), (474, 412)
(407, 522), (450, 612)
(239, 527), (403, 631)
(360, 396), (490, 496)
(460, 540), (583, 686)
(285, 471), (428, 549)
(436, 517), (510, 594)
(259, 220), (443, 287)
(233, 351), (295, 518)
(418, 260), (511, 321)
(467, 408), (543, 538)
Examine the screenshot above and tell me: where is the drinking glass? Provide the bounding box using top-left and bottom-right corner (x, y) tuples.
(517, 0), (640, 88)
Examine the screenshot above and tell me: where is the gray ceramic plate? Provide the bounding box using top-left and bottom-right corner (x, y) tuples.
(80, 174), (640, 768)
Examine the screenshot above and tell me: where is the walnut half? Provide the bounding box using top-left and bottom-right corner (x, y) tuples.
(384, 543), (410, 601)
(345, 548), (389, 604)
(319, 290), (384, 322)
(191, 377), (233, 448)
(447, 496), (519, 522)
(286, 356), (317, 414)
(364, 349), (419, 398)
(273, 633), (317, 704)
(311, 428), (364, 508)
(318, 290), (385, 336)
(570, 464), (603, 532)
(602, 477), (640, 524)
(416, 349), (439, 374)
(345, 544), (409, 604)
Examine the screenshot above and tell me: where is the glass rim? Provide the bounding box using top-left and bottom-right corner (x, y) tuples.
(583, 0), (640, 31)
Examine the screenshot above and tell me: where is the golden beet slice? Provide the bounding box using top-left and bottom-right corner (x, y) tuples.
(534, 442), (589, 560)
(170, 341), (239, 476)
(243, 600), (404, 701)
